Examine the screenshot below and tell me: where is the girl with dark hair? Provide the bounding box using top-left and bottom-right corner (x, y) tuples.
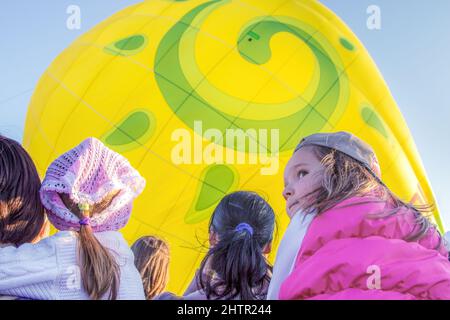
(0, 135), (49, 247)
(0, 135), (50, 300)
(157, 191), (275, 300)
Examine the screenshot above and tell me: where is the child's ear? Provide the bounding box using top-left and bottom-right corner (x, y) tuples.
(262, 241), (272, 255)
(209, 231), (219, 247)
(32, 217), (51, 244)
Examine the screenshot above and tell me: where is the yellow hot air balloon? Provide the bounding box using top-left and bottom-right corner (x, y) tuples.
(23, 0), (443, 294)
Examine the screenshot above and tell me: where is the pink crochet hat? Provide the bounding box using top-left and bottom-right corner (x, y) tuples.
(40, 137), (146, 232)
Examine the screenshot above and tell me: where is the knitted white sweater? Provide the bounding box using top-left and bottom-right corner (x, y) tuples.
(0, 231), (145, 300)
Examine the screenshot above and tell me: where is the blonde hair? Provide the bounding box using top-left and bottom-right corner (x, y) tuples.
(300, 145), (440, 244)
(59, 191), (121, 300)
(131, 236), (170, 300)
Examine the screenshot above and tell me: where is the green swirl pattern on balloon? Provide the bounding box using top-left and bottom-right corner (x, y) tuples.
(154, 0), (350, 153)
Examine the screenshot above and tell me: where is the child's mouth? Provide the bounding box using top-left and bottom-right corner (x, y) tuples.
(288, 200), (299, 212)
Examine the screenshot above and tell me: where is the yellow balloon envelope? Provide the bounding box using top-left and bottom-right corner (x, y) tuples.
(23, 0), (443, 294)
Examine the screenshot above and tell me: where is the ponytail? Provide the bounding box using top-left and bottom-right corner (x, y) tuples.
(60, 193), (121, 300)
(77, 206), (120, 300)
(199, 226), (269, 300)
(198, 192), (275, 300)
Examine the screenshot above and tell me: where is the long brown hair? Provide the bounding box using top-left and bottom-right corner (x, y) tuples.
(0, 135), (46, 246)
(60, 191), (121, 300)
(300, 145), (439, 244)
(131, 236), (170, 300)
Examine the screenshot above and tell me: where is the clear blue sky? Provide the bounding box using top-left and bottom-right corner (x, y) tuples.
(1, 1), (449, 229)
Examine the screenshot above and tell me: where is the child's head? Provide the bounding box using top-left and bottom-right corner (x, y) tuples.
(199, 191), (275, 300)
(284, 132), (389, 216)
(0, 135), (48, 246)
(40, 137), (146, 299)
(283, 145), (326, 217)
(284, 131), (434, 240)
(131, 236), (170, 300)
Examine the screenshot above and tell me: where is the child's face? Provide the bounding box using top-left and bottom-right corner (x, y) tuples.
(283, 146), (324, 218)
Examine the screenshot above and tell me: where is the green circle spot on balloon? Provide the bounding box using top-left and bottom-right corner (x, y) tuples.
(195, 165), (235, 211)
(104, 34), (148, 56)
(102, 110), (156, 152)
(361, 105), (388, 139)
(185, 164), (238, 224)
(340, 37), (355, 51)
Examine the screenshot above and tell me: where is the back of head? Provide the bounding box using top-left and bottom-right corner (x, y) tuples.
(0, 135), (46, 246)
(199, 191), (275, 300)
(40, 137), (146, 300)
(40, 137), (146, 232)
(131, 236), (170, 300)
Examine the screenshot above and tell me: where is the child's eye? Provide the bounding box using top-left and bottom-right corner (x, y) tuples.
(297, 170), (308, 178)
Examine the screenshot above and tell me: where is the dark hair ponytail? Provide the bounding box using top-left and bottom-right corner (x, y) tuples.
(198, 191), (275, 300)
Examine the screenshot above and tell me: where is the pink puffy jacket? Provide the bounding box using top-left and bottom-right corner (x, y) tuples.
(279, 196), (450, 300)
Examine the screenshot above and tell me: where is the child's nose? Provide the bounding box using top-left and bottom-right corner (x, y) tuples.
(282, 186), (293, 200)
